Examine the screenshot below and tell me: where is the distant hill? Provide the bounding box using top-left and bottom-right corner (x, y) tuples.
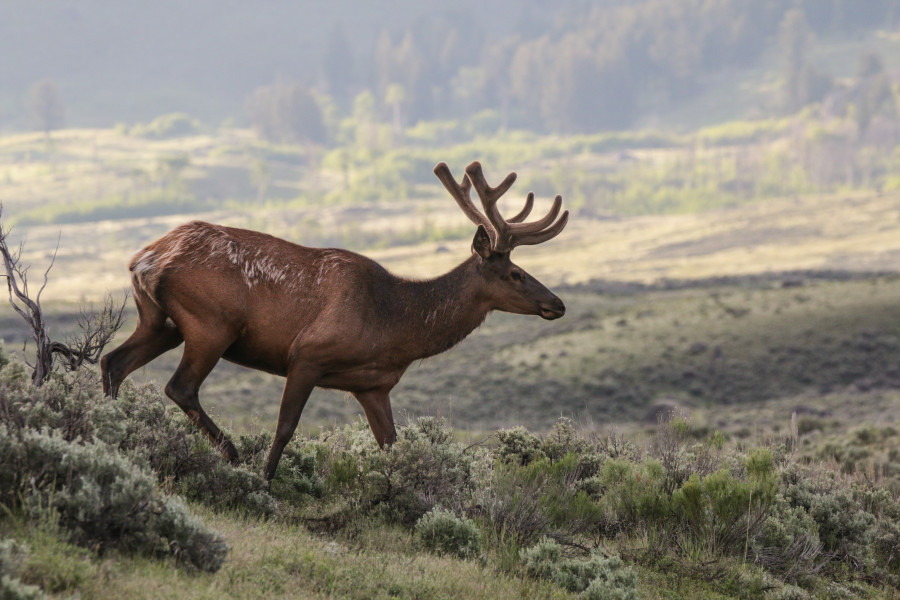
(0, 0), (520, 128)
(2, 0), (898, 133)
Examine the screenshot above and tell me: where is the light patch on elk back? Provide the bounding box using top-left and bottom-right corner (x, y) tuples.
(313, 249), (355, 285)
(129, 222), (302, 297)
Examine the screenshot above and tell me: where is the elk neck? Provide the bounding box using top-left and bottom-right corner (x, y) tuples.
(378, 255), (491, 361)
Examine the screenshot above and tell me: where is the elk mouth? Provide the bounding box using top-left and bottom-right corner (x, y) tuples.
(539, 298), (566, 320)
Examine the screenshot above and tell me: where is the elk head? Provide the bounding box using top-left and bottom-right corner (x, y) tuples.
(434, 161), (568, 320)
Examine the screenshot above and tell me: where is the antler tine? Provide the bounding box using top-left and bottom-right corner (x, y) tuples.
(465, 161), (568, 251)
(437, 160), (568, 252)
(465, 161), (517, 249)
(510, 209), (569, 247)
(507, 195), (563, 235)
(433, 162), (493, 237)
(507, 192), (534, 223)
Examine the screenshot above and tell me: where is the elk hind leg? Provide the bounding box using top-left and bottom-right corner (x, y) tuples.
(101, 293), (183, 398)
(164, 336), (238, 463)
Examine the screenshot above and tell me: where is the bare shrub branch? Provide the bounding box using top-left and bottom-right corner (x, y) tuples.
(0, 205), (127, 385)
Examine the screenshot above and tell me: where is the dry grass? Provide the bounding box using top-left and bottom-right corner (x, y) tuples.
(70, 508), (572, 600)
(5, 186), (899, 303)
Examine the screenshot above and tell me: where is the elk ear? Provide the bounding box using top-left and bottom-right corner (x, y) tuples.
(472, 225), (493, 259)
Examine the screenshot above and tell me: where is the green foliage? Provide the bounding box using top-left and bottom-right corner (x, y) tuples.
(0, 539), (45, 600)
(129, 113), (201, 139)
(414, 507), (482, 559)
(0, 540), (27, 578)
(113, 384), (276, 514)
(361, 417), (482, 523)
(671, 464), (776, 558)
(596, 458), (671, 533)
(0, 359), (292, 572)
(521, 538), (637, 600)
(0, 364), (275, 517)
(274, 446), (325, 499)
(246, 80), (326, 144)
(782, 469), (878, 567)
(15, 188), (212, 226)
(152, 497), (229, 573)
(752, 494), (822, 580)
(0, 575), (46, 600)
(496, 427), (545, 465)
(478, 460), (553, 547)
(3, 526), (96, 595)
(0, 426), (227, 572)
(542, 418), (592, 463)
(3, 347), (900, 596)
(311, 417), (484, 525)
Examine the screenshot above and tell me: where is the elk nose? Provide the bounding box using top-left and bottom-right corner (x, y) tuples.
(540, 297), (566, 320)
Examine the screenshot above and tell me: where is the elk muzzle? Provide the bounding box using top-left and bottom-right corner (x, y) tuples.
(539, 296), (566, 320)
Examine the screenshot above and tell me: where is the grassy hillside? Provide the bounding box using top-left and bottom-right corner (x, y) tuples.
(2, 358), (898, 599)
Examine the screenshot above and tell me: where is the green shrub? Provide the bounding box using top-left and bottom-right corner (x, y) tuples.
(359, 417), (481, 523)
(780, 466), (878, 569)
(315, 418), (483, 525)
(415, 507), (482, 559)
(819, 580), (879, 599)
(0, 365), (276, 517)
(0, 539), (27, 577)
(477, 448), (607, 548)
(0, 575), (46, 600)
(752, 494), (822, 580)
(0, 426), (227, 572)
(542, 418), (590, 463)
(478, 461), (553, 546)
(521, 538), (637, 600)
(113, 382), (274, 515)
(671, 460), (777, 558)
(154, 497), (229, 573)
(596, 458), (671, 533)
(496, 426), (545, 465)
(275, 446), (325, 498)
(5, 526), (96, 595)
(520, 537), (564, 580)
(130, 113), (201, 138)
(767, 583), (812, 600)
(0, 540), (42, 599)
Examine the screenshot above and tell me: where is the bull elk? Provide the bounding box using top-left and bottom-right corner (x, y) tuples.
(100, 161), (568, 480)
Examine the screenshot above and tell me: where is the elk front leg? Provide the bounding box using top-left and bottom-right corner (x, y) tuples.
(264, 367), (317, 481)
(354, 388), (397, 449)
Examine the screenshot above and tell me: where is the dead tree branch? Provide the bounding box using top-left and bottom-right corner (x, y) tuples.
(0, 205), (127, 385)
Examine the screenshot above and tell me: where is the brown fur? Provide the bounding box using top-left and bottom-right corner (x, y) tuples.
(101, 163), (567, 480)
